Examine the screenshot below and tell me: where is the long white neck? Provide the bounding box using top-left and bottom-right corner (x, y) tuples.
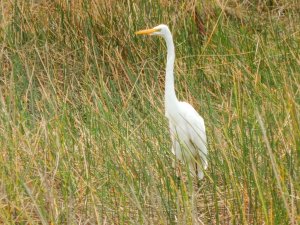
(163, 31), (178, 113)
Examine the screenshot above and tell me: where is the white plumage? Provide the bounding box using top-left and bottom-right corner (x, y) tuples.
(136, 24), (208, 179)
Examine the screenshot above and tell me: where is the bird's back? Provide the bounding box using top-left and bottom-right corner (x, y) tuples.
(167, 101), (207, 166)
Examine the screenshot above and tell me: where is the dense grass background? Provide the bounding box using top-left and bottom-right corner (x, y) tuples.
(0, 0), (299, 224)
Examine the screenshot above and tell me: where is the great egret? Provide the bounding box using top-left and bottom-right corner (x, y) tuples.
(135, 24), (208, 180)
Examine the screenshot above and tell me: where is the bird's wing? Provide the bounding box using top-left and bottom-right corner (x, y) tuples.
(178, 101), (208, 169)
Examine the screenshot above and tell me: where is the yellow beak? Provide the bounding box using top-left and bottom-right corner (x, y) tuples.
(135, 28), (159, 35)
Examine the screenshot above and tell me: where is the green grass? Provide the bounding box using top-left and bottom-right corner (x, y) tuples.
(0, 0), (299, 224)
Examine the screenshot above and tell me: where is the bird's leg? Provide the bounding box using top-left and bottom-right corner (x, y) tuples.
(174, 159), (181, 186)
(189, 162), (199, 187)
(196, 163), (201, 188)
(195, 162), (205, 188)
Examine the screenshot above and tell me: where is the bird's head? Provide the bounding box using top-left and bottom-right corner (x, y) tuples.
(135, 24), (170, 38)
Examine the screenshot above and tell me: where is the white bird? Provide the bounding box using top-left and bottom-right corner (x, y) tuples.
(136, 24), (208, 180)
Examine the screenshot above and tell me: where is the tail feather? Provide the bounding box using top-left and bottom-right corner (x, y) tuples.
(197, 155), (208, 180)
(197, 170), (204, 180)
